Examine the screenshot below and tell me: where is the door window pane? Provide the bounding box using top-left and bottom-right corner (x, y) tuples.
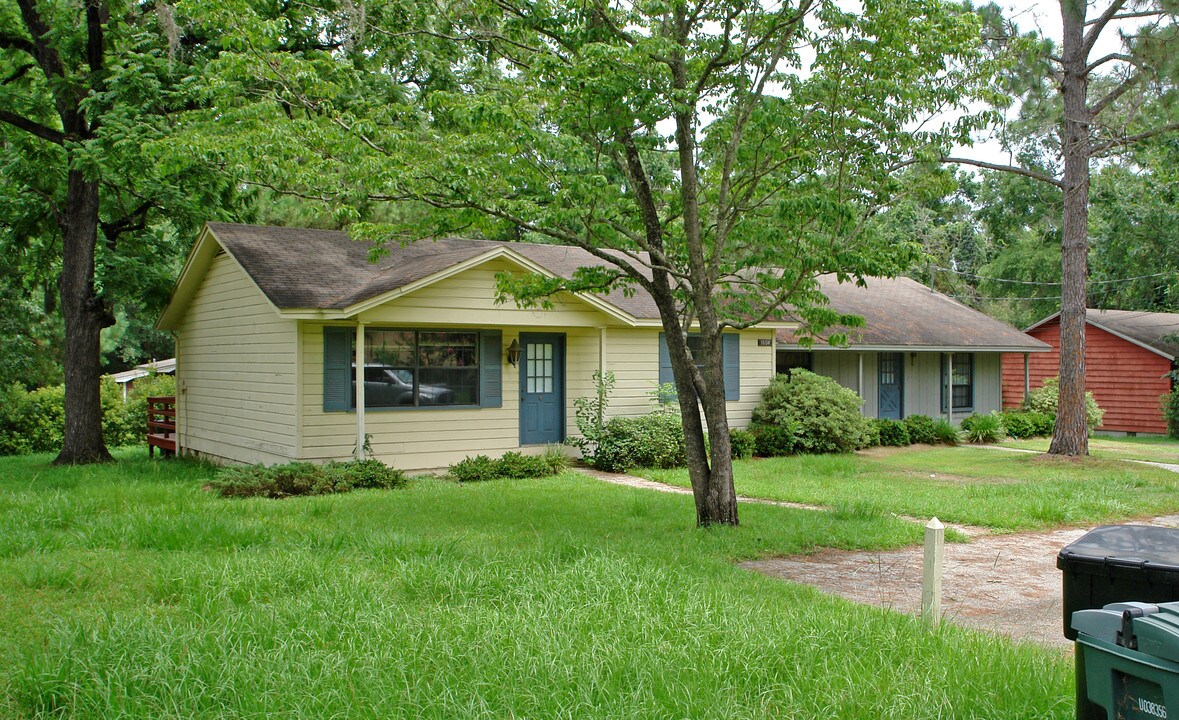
(526, 342), (554, 394)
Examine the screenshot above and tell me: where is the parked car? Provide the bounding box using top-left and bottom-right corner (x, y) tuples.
(354, 365), (454, 406)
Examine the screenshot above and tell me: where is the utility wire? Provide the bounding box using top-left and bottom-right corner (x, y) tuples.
(933, 266), (1178, 286)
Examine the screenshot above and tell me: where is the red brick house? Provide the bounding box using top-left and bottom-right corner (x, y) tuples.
(1001, 310), (1179, 434)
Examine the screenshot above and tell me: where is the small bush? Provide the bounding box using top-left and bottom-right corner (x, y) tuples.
(1163, 389), (1179, 440)
(729, 429), (756, 460)
(450, 455), (500, 482)
(750, 422), (798, 457)
(1000, 410), (1055, 439)
(210, 460), (396, 499)
(961, 413), (1005, 444)
(495, 451), (553, 479)
(1027, 377), (1104, 429)
(875, 419), (911, 447)
(450, 450), (566, 482)
(902, 414), (937, 445)
(594, 412), (686, 472)
(859, 420), (881, 449)
(931, 418), (960, 445)
(332, 458), (407, 489)
(751, 371), (871, 454)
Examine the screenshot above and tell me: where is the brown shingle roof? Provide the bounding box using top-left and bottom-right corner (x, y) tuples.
(775, 275), (1049, 351)
(1026, 309), (1179, 360)
(206, 222), (661, 318)
(1086, 310), (1179, 359)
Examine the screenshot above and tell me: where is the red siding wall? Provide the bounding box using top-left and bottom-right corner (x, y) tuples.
(1001, 319), (1174, 433)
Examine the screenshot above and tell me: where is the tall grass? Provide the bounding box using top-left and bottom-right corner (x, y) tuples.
(637, 446), (1179, 530)
(1, 449), (1072, 718)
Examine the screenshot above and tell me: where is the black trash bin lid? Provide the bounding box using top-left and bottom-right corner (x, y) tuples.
(1058, 525), (1179, 572)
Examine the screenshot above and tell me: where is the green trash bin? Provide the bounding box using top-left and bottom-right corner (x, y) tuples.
(1072, 602), (1179, 719)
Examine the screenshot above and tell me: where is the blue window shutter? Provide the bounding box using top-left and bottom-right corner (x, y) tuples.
(658, 333), (673, 386)
(480, 330), (502, 408)
(323, 327), (352, 412)
(722, 334), (740, 401)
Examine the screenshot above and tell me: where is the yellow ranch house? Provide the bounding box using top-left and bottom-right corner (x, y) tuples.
(157, 223), (786, 470)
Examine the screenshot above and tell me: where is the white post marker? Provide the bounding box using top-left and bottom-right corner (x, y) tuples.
(922, 517), (945, 628)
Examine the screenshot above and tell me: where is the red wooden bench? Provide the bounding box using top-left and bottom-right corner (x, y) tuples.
(147, 396), (177, 457)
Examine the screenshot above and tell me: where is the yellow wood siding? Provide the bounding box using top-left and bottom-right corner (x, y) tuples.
(175, 253), (298, 465)
(358, 258), (619, 328)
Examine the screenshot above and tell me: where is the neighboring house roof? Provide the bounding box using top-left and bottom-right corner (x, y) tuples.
(776, 275), (1050, 352)
(109, 358), (177, 384)
(160, 222), (694, 328)
(1026, 309), (1179, 361)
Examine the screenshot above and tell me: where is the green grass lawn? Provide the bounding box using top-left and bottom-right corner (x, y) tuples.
(637, 446), (1179, 531)
(1000, 435), (1179, 464)
(0, 449), (1073, 718)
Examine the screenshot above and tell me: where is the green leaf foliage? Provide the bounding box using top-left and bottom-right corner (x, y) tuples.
(752, 371), (872, 454)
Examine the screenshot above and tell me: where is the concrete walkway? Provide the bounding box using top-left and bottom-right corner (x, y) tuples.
(575, 467), (825, 511)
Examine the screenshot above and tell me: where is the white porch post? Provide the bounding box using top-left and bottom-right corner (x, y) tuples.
(355, 321), (366, 460)
(857, 352), (864, 408)
(1023, 352), (1030, 404)
(945, 352), (954, 423)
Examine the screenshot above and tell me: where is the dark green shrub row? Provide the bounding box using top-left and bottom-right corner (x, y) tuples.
(750, 371), (872, 456)
(593, 412), (686, 472)
(451, 449), (569, 482)
(875, 419), (911, 446)
(0, 375), (175, 456)
(869, 415), (959, 448)
(210, 459), (406, 499)
(999, 410), (1054, 439)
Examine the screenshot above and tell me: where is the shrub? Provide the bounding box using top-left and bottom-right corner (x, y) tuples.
(209, 459), (406, 499)
(495, 451), (553, 479)
(1027, 377), (1104, 429)
(450, 455), (500, 482)
(874, 419), (911, 447)
(332, 458), (407, 489)
(1163, 389), (1179, 440)
(750, 422), (798, 457)
(750, 370), (871, 454)
(961, 413), (1005, 444)
(902, 414), (937, 445)
(450, 450), (565, 482)
(729, 429), (756, 460)
(594, 412), (686, 472)
(1000, 410), (1055, 439)
(931, 418), (960, 445)
(859, 420), (881, 448)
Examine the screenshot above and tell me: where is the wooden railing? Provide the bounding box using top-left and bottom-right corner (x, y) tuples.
(147, 396), (177, 457)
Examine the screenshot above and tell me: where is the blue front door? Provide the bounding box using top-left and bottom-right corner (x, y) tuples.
(519, 334), (565, 445)
(878, 352), (904, 420)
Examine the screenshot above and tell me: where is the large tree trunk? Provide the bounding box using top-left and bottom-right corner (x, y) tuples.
(55, 169), (114, 465)
(1050, 0), (1090, 457)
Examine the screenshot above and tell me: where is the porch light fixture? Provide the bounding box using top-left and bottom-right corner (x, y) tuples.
(507, 338), (521, 367)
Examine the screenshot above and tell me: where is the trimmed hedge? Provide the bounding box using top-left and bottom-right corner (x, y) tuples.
(750, 422), (798, 457)
(729, 429), (756, 460)
(999, 410), (1054, 439)
(903, 415), (938, 445)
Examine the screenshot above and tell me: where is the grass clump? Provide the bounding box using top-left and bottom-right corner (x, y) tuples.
(961, 413), (1006, 444)
(209, 459), (406, 498)
(931, 418), (960, 445)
